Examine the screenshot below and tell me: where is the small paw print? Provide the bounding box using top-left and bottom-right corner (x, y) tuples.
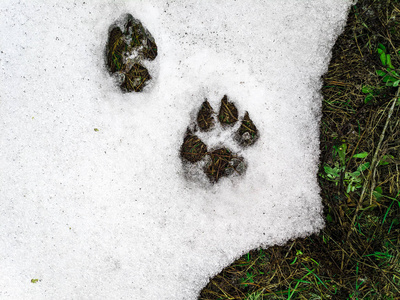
(180, 95), (259, 183)
(105, 14), (158, 92)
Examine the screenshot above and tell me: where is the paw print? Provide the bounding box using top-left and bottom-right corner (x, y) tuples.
(180, 95), (259, 183)
(105, 14), (158, 92)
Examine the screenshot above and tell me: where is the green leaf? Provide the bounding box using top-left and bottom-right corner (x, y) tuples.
(326, 214), (333, 223)
(372, 192), (382, 201)
(349, 170), (361, 177)
(362, 86), (374, 94)
(379, 155), (394, 166)
(376, 70), (386, 77)
(339, 145), (347, 165)
(353, 152), (368, 159)
(380, 52), (387, 66)
(364, 94), (374, 104)
(382, 75), (396, 83)
(378, 43), (386, 52)
(94, 128), (99, 132)
(388, 69), (400, 77)
(386, 54), (395, 69)
(334, 143), (347, 165)
(357, 162), (370, 172)
(324, 164), (340, 178)
(393, 80), (400, 87)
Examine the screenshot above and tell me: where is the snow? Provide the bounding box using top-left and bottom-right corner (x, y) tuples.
(0, 0), (352, 299)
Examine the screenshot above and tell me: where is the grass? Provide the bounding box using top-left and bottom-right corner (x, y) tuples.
(199, 0), (400, 299)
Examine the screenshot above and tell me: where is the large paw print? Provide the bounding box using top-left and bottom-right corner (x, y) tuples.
(180, 95), (259, 183)
(105, 14), (158, 92)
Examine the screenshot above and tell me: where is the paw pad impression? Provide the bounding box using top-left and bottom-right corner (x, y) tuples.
(105, 14), (158, 92)
(180, 95), (259, 183)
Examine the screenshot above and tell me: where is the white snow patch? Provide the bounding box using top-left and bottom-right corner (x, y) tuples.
(0, 0), (352, 299)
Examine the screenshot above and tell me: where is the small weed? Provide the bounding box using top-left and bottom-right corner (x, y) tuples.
(362, 85), (379, 104)
(321, 143), (370, 193)
(376, 43), (400, 87)
(362, 43), (400, 104)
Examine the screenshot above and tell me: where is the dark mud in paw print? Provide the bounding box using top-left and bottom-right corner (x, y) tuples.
(180, 95), (259, 183)
(105, 14), (157, 92)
